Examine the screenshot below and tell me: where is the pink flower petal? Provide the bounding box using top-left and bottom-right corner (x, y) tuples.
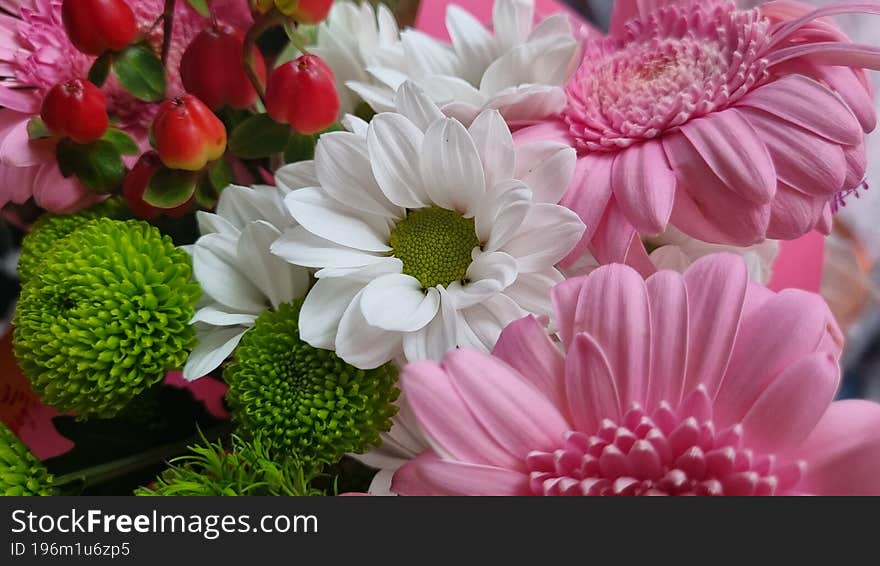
(443, 349), (568, 458)
(564, 332), (621, 433)
(645, 270), (689, 410)
(32, 163), (102, 213)
(587, 196), (639, 264)
(492, 315), (566, 409)
(679, 108), (776, 205)
(681, 253), (748, 397)
(736, 74), (862, 146)
(401, 359), (522, 470)
(610, 139), (675, 235)
(392, 451), (530, 496)
(766, 183), (826, 240)
(560, 153), (614, 246)
(741, 353), (839, 455)
(792, 400), (880, 496)
(0, 116), (54, 167)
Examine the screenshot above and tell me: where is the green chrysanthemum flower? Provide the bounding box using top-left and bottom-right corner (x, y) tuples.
(13, 218), (201, 419)
(0, 423), (55, 496)
(136, 436), (326, 496)
(225, 301), (399, 465)
(17, 198), (124, 283)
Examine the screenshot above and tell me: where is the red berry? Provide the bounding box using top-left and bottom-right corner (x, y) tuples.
(123, 152), (191, 218)
(265, 54), (339, 135)
(180, 23), (266, 110)
(152, 94), (227, 171)
(290, 0), (334, 24)
(62, 0), (138, 56)
(40, 79), (109, 144)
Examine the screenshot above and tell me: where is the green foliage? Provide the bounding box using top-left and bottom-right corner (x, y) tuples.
(225, 301), (400, 466)
(13, 219), (201, 419)
(112, 43), (166, 102)
(0, 423), (55, 496)
(229, 114), (292, 159)
(136, 435), (327, 496)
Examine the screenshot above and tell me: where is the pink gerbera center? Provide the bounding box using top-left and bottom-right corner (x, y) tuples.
(563, 0), (771, 152)
(526, 388), (805, 496)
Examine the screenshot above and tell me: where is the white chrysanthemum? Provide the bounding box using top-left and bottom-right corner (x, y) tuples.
(271, 81), (584, 369)
(183, 184), (310, 380)
(318, 0), (581, 127)
(309, 0), (402, 116)
(563, 226), (780, 284)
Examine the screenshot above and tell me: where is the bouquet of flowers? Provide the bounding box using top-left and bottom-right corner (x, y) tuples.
(3, 0), (880, 496)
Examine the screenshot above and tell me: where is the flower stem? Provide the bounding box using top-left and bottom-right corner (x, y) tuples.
(243, 9), (288, 106)
(161, 0), (176, 65)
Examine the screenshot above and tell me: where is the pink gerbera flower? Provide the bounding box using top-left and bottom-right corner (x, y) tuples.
(517, 0), (880, 272)
(0, 0), (249, 213)
(392, 253), (880, 496)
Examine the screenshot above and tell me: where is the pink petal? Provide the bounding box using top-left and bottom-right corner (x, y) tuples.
(392, 451), (530, 496)
(401, 359), (522, 470)
(609, 0), (671, 38)
(551, 276), (584, 350)
(792, 400), (880, 496)
(766, 183), (826, 240)
(569, 263), (652, 409)
(32, 163), (101, 213)
(681, 253), (748, 398)
(741, 353), (839, 454)
(0, 162), (38, 204)
(560, 153), (614, 245)
(843, 139), (867, 191)
(645, 270), (689, 410)
(737, 75), (862, 146)
(739, 107), (845, 197)
(806, 64), (876, 133)
(665, 132), (770, 246)
(679, 109), (776, 205)
(0, 87), (40, 114)
(611, 139), (675, 235)
(0, 116), (54, 167)
(443, 349), (569, 458)
(565, 332), (622, 433)
(715, 288), (837, 429)
(587, 197), (639, 263)
(511, 119), (572, 145)
(492, 315), (566, 410)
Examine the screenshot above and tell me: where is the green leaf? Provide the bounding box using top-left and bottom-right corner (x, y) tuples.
(184, 0), (210, 16)
(56, 139), (126, 193)
(208, 158), (234, 192)
(284, 131), (316, 163)
(101, 128), (139, 155)
(27, 117), (50, 140)
(88, 52), (113, 87)
(229, 114), (291, 159)
(112, 43), (167, 102)
(143, 167), (198, 208)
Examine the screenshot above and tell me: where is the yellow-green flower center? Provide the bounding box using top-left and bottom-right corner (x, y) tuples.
(389, 207), (480, 289)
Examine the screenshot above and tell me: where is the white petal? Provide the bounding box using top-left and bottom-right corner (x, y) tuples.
(376, 3), (400, 44)
(315, 131), (403, 218)
(284, 187), (392, 252)
(271, 225), (385, 269)
(191, 305), (258, 326)
(366, 469), (398, 496)
(183, 326), (248, 381)
(402, 285), (459, 361)
(527, 12), (573, 42)
(394, 81), (444, 132)
(468, 109), (515, 190)
(192, 240), (267, 313)
(368, 113), (431, 209)
(216, 185), (291, 231)
(446, 5), (496, 85)
(341, 114), (369, 137)
(400, 29), (459, 78)
(299, 277), (366, 349)
(237, 221), (309, 309)
(439, 101), (483, 127)
(367, 66), (409, 90)
(420, 117), (485, 214)
(361, 274), (440, 332)
(514, 141), (576, 203)
(447, 250), (518, 309)
(484, 84), (567, 125)
(502, 267), (563, 319)
(493, 0), (535, 52)
(336, 290), (403, 369)
(196, 210), (237, 237)
(475, 179), (531, 250)
(501, 203), (584, 272)
(275, 161), (318, 193)
(346, 80), (397, 113)
(458, 293), (527, 351)
(417, 75), (486, 108)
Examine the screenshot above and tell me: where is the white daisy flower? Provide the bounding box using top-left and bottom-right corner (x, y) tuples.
(183, 184), (311, 381)
(271, 81), (585, 369)
(316, 0), (581, 127)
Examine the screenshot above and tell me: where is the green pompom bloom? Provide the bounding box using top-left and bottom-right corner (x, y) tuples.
(18, 199), (124, 283)
(136, 436), (325, 496)
(13, 218), (201, 419)
(0, 423), (55, 496)
(225, 301), (399, 466)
